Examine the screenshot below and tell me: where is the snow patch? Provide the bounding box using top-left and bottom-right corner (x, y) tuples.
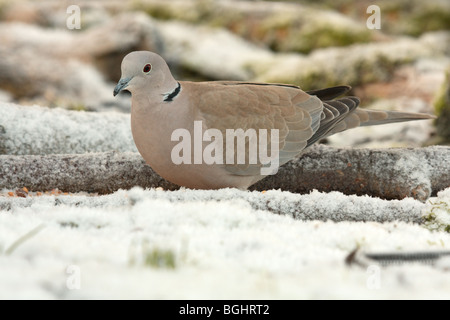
(0, 103), (136, 155)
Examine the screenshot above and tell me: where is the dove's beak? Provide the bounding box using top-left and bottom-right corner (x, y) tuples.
(113, 77), (133, 96)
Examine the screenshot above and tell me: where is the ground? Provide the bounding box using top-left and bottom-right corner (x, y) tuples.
(1, 187), (449, 299)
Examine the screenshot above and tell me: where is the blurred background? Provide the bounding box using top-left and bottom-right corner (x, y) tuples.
(0, 0), (449, 147)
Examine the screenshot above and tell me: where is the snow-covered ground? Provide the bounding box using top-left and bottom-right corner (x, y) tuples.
(1, 187), (449, 299)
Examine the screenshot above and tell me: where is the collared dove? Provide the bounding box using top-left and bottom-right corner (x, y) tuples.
(114, 51), (435, 190)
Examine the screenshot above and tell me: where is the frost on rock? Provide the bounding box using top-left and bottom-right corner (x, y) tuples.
(0, 102), (136, 155)
(0, 145), (449, 200)
(0, 187), (427, 223)
(423, 187), (450, 232)
(113, 187), (426, 223)
(253, 145), (450, 201)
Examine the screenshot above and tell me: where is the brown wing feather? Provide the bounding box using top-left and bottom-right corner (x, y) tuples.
(306, 85), (351, 100)
(192, 82), (323, 176)
(306, 97), (360, 147)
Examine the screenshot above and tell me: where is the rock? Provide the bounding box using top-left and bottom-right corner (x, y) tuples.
(0, 0), (119, 29)
(0, 2), (48, 25)
(258, 31), (450, 90)
(0, 102), (136, 155)
(0, 1), (448, 113)
(375, 0), (450, 37)
(0, 184), (430, 223)
(156, 20), (274, 80)
(0, 13), (163, 110)
(1, 146), (448, 201)
(251, 145), (450, 201)
(296, 0), (450, 37)
(136, 0), (374, 53)
(0, 43), (127, 111)
(354, 59), (449, 104)
(71, 12), (164, 81)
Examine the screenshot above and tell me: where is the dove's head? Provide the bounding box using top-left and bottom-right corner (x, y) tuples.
(113, 51), (176, 97)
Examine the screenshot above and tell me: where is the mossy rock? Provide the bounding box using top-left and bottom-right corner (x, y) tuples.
(261, 48), (405, 91)
(133, 0), (224, 24)
(423, 198), (450, 233)
(261, 10), (372, 54)
(379, 0), (450, 36)
(135, 0), (374, 53)
(267, 0), (450, 37)
(294, 25), (371, 54)
(406, 6), (450, 36)
(434, 68), (450, 143)
(0, 0), (9, 19)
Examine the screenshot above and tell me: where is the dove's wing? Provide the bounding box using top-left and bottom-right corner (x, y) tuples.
(190, 82), (342, 175)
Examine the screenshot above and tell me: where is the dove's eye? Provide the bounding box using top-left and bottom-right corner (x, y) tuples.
(143, 64), (152, 73)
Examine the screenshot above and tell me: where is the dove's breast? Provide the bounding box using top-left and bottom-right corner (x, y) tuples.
(130, 91), (257, 189)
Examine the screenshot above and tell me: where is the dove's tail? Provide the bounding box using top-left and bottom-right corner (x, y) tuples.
(355, 109), (436, 127)
(306, 86), (436, 146)
(327, 107), (436, 137)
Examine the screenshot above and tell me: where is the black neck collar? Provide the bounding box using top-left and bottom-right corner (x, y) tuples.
(163, 82), (181, 102)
